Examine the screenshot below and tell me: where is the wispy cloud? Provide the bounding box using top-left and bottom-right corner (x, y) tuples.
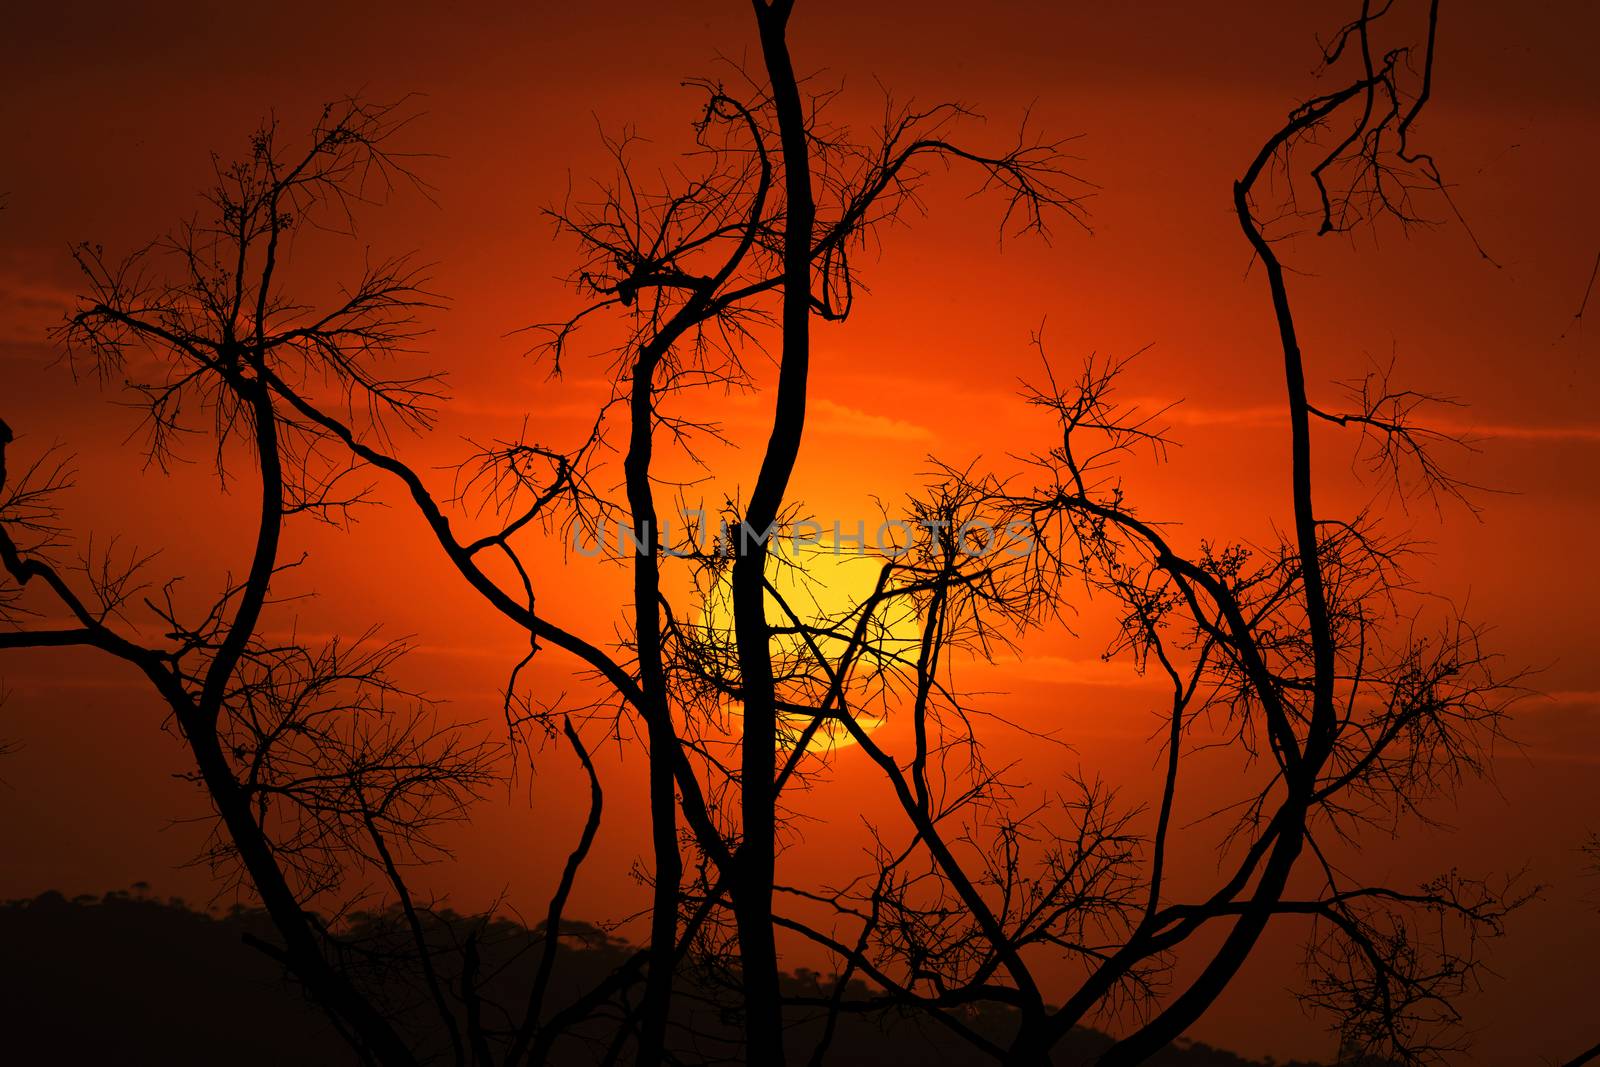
(808, 397), (934, 442)
(0, 272), (74, 345)
(669, 393), (937, 444)
(1519, 690), (1600, 712)
(991, 654), (1164, 690)
(1457, 423), (1600, 443)
(1156, 402), (1283, 430)
(1132, 396), (1600, 445)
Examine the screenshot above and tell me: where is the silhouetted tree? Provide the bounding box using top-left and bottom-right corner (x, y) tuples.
(245, 5), (1083, 1064)
(723, 3), (1529, 1065)
(0, 3), (1537, 1067)
(0, 100), (513, 1066)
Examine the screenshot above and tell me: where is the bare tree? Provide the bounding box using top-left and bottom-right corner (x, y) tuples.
(0, 100), (530, 1066)
(1, 3), (1539, 1066)
(713, 3), (1530, 1065)
(238, 4), (1086, 1062)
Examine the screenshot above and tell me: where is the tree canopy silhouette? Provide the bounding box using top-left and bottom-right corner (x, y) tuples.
(0, 2), (1534, 1066)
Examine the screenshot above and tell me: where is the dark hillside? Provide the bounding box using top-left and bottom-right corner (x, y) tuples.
(0, 890), (1341, 1067)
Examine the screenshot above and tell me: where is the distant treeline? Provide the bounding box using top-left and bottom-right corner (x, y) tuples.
(1, 889), (1354, 1066)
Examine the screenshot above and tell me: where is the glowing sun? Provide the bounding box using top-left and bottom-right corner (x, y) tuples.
(698, 545), (923, 752)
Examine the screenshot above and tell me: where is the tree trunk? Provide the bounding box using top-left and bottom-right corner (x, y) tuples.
(729, 3), (816, 1063)
(624, 341), (685, 1067)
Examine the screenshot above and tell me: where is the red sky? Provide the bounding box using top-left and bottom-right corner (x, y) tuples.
(2, 2), (1597, 1063)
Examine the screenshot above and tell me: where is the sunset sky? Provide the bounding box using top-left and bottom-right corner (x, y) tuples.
(2, 2), (1597, 1063)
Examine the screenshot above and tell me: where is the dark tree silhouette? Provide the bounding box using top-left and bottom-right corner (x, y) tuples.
(722, 3), (1530, 1065)
(0, 100), (506, 1066)
(0, 2), (1538, 1067)
(237, 5), (1084, 1064)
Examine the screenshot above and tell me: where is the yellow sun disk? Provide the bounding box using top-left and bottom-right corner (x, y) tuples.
(699, 546), (922, 752)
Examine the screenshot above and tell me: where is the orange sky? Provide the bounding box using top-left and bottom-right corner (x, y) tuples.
(2, 2), (1598, 1063)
